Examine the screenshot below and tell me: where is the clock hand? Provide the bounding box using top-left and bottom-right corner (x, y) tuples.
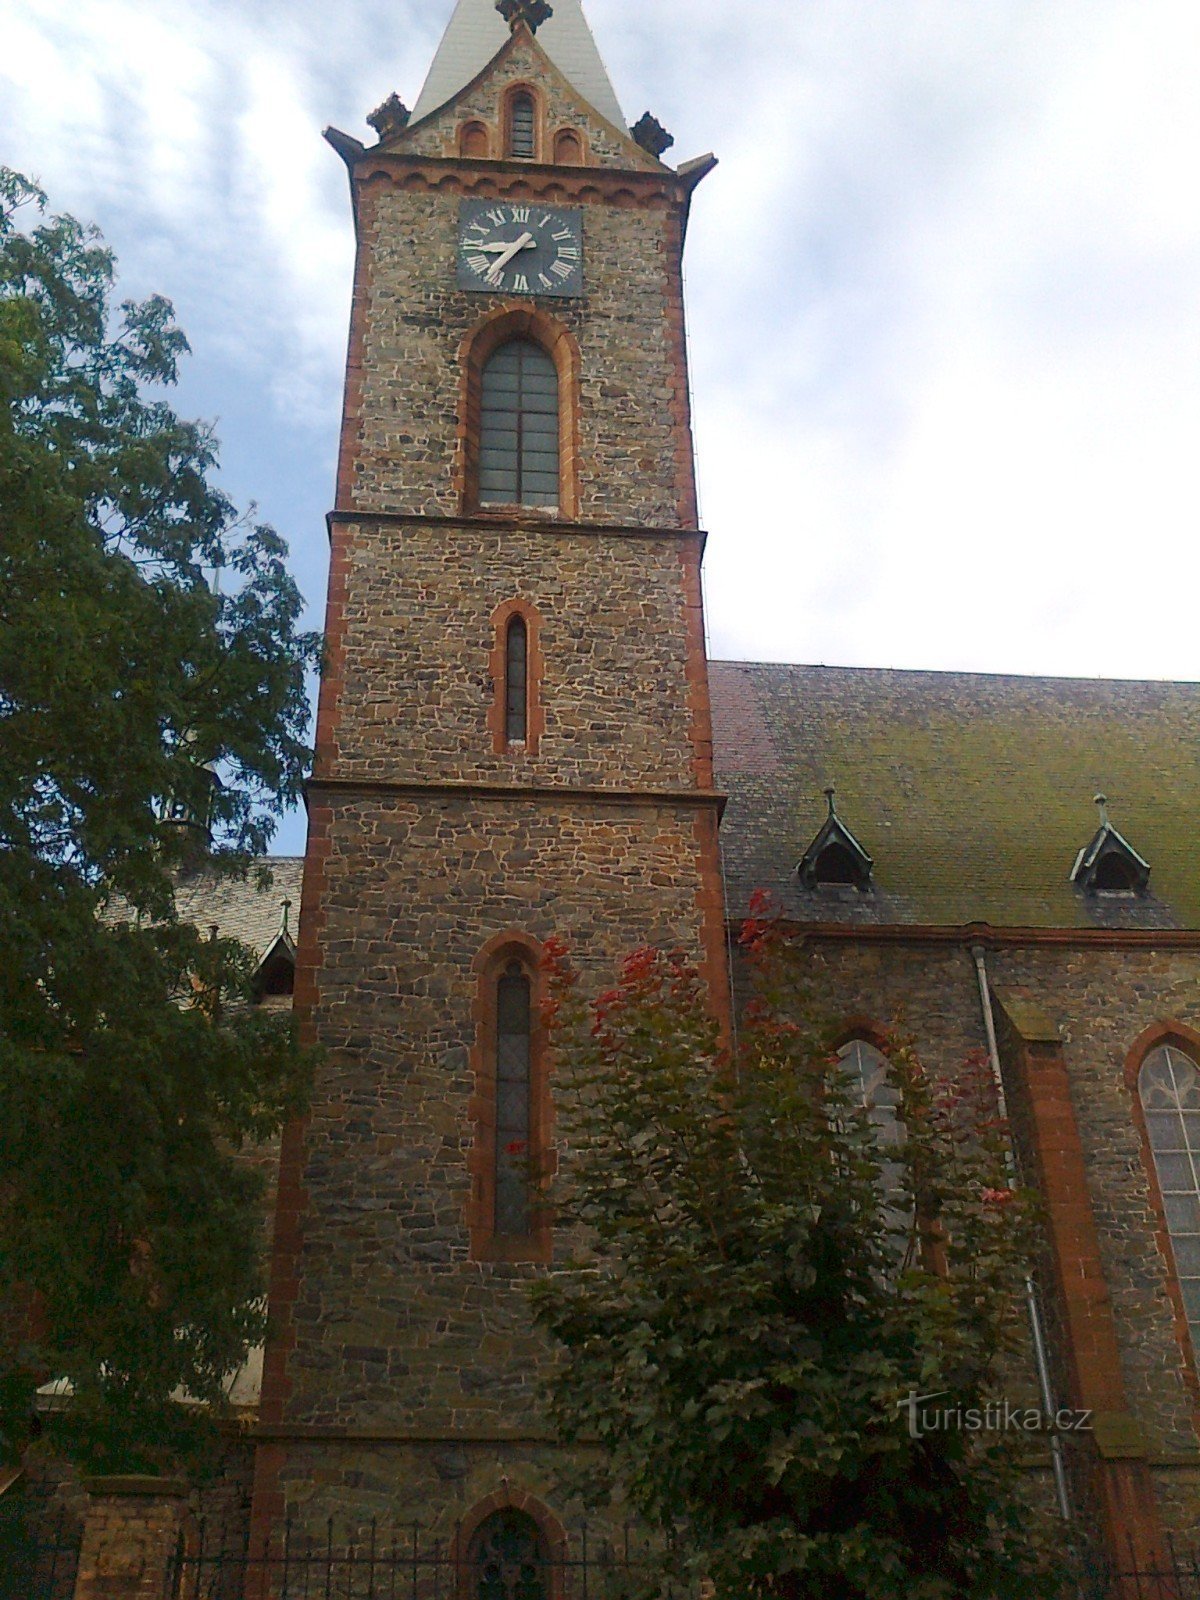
(485, 231), (535, 282)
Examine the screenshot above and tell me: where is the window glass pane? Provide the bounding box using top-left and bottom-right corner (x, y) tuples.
(480, 340), (559, 507)
(838, 1039), (909, 1241)
(1140, 1047), (1200, 1368)
(505, 619), (527, 742)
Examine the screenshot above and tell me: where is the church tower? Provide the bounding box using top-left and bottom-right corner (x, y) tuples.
(251, 0), (725, 1552)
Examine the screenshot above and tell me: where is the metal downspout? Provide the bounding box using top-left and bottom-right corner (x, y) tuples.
(971, 943), (1073, 1524)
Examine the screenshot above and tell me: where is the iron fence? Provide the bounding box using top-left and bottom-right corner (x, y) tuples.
(165, 1517), (677, 1600)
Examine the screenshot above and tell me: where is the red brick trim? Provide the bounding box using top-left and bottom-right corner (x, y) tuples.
(334, 184), (376, 514)
(327, 509), (706, 540)
(457, 305), (582, 519)
(487, 598), (545, 757)
(1123, 1023), (1200, 1430)
(502, 82), (547, 163)
(551, 126), (588, 166)
(455, 1490), (569, 1600)
(466, 932), (555, 1264)
(662, 201), (700, 531)
(993, 996), (1167, 1569)
(459, 120), (492, 160)
(830, 1018), (894, 1055)
(354, 153), (676, 207)
(744, 921), (1200, 950)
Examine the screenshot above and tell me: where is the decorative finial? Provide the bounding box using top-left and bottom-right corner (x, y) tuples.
(1094, 793), (1110, 828)
(824, 786), (838, 817)
(367, 93), (410, 142)
(631, 112), (674, 160)
(496, 0), (553, 33)
(280, 897), (292, 939)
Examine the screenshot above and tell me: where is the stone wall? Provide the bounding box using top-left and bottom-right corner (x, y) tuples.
(326, 520), (702, 787)
(344, 183), (686, 527)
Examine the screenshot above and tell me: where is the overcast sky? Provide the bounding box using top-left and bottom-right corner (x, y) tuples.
(3, 0), (1198, 853)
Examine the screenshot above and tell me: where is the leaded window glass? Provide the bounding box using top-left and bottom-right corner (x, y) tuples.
(839, 1039), (908, 1233)
(505, 617), (528, 743)
(470, 1510), (548, 1600)
(480, 341), (559, 508)
(495, 962), (532, 1235)
(508, 92), (536, 159)
(1139, 1045), (1200, 1354)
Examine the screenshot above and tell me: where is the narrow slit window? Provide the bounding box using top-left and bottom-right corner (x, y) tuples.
(495, 962), (532, 1236)
(505, 617), (528, 743)
(1139, 1045), (1200, 1358)
(508, 92), (536, 159)
(479, 340), (559, 508)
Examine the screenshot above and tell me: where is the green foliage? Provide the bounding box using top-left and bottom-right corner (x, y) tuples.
(0, 170), (318, 1471)
(532, 913), (1064, 1600)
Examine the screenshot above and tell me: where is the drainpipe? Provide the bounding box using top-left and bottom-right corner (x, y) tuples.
(971, 943), (1073, 1524)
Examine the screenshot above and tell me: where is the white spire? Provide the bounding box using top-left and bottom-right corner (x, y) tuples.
(411, 0), (626, 132)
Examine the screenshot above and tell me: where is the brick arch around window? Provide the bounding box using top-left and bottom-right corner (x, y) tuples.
(459, 119), (492, 159)
(552, 126), (587, 166)
(1124, 1019), (1200, 1411)
(503, 82), (545, 160)
(467, 932), (554, 1263)
(456, 1490), (568, 1600)
(488, 598), (545, 756)
(458, 307), (581, 518)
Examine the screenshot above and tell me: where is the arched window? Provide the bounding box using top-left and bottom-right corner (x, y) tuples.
(839, 1038), (908, 1235)
(480, 340), (559, 508)
(1139, 1045), (1200, 1354)
(507, 91), (536, 159)
(553, 128), (582, 165)
(504, 616), (528, 744)
(468, 1510), (549, 1600)
(495, 961), (533, 1236)
(460, 121), (490, 158)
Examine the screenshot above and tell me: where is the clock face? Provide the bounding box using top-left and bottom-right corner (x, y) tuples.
(457, 201), (583, 298)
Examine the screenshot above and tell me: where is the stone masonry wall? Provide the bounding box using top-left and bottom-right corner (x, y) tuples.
(328, 520), (699, 787)
(792, 935), (1200, 1534)
(281, 792), (712, 1436)
(399, 33), (645, 169)
(346, 185), (684, 527)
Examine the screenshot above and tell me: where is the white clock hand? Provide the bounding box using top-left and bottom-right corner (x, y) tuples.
(485, 231), (535, 283)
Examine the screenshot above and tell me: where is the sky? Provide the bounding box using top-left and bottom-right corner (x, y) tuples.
(3, 0), (1199, 855)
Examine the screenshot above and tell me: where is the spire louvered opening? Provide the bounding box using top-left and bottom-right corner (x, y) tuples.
(480, 340), (559, 507)
(508, 91), (536, 158)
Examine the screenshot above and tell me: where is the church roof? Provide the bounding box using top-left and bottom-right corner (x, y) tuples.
(710, 661), (1200, 931)
(411, 0), (625, 131)
(169, 857), (305, 959)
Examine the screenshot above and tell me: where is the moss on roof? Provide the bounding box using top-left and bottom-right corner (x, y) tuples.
(711, 662), (1200, 929)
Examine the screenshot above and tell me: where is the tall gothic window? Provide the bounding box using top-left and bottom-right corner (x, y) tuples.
(1139, 1044), (1200, 1356)
(505, 616), (528, 743)
(508, 91), (536, 158)
(495, 962), (532, 1235)
(839, 1038), (908, 1234)
(480, 340), (559, 507)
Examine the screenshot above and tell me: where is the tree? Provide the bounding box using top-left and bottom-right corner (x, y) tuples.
(0, 169), (319, 1472)
(531, 905), (1065, 1600)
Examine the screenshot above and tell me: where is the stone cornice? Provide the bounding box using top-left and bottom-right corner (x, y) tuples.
(353, 150), (688, 207)
(326, 507), (705, 545)
(742, 920), (1200, 950)
(307, 776), (726, 816)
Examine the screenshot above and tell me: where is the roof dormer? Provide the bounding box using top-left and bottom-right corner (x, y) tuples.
(1070, 795), (1150, 896)
(799, 788), (874, 892)
(253, 897), (297, 1001)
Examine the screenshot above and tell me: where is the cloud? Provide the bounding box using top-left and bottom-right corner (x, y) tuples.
(3, 0), (1200, 696)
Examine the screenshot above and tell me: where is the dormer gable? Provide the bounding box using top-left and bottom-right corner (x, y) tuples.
(413, 0), (625, 131)
(365, 8), (673, 176)
(1070, 795), (1151, 896)
(799, 788), (875, 892)
(253, 897), (297, 1001)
